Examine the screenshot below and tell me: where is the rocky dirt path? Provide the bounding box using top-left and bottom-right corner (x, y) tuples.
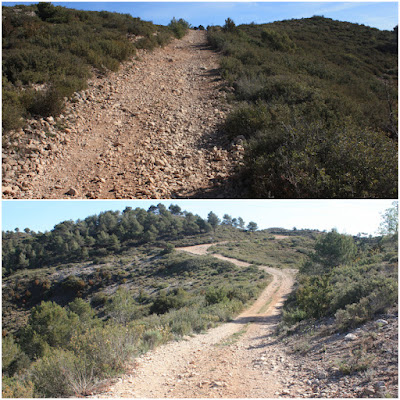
(2, 30), (244, 199)
(92, 244), (299, 398)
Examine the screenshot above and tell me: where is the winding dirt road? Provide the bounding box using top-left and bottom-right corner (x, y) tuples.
(94, 244), (297, 398)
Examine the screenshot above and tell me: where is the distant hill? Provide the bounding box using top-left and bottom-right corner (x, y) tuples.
(208, 17), (398, 198)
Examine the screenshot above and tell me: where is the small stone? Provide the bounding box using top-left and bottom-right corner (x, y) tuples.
(345, 333), (358, 341)
(2, 186), (14, 195)
(66, 187), (78, 196)
(211, 381), (227, 388)
(376, 319), (388, 325)
(362, 387), (375, 397)
(373, 381), (386, 393)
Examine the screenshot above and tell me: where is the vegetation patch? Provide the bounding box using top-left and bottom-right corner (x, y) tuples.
(208, 17), (398, 198)
(278, 204), (398, 333)
(2, 3), (190, 133)
(216, 323), (250, 346)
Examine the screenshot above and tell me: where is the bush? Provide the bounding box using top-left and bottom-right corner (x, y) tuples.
(335, 281), (398, 330)
(208, 17), (398, 198)
(69, 324), (138, 376)
(62, 275), (86, 293)
(150, 288), (189, 315)
(168, 17), (190, 39)
(2, 335), (30, 377)
(90, 291), (108, 307)
(261, 29), (296, 52)
(245, 121), (398, 198)
(142, 329), (163, 349)
(2, 4), (174, 133)
(21, 301), (79, 358)
(205, 286), (229, 305)
(31, 348), (95, 397)
(2, 376), (34, 398)
(105, 287), (140, 325)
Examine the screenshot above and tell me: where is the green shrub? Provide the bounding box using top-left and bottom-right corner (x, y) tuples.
(31, 347), (96, 397)
(62, 275), (86, 292)
(208, 17), (398, 198)
(2, 4), (174, 132)
(282, 308), (308, 325)
(90, 291), (108, 307)
(205, 286), (229, 305)
(142, 329), (162, 349)
(2, 376), (34, 398)
(105, 287), (140, 325)
(21, 301), (79, 358)
(69, 325), (137, 376)
(2, 335), (30, 377)
(168, 17), (190, 39)
(335, 283), (398, 330)
(261, 29), (296, 52)
(31, 348), (76, 397)
(150, 288), (189, 315)
(223, 18), (237, 33)
(245, 121), (397, 198)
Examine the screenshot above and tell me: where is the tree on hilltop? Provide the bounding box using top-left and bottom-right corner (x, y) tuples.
(207, 212), (220, 233)
(247, 221), (258, 232)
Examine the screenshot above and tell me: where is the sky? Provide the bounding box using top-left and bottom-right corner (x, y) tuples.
(1, 200), (395, 236)
(2, 1), (398, 30)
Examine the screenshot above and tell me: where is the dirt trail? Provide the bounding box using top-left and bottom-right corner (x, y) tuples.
(3, 30), (244, 199)
(94, 244), (298, 398)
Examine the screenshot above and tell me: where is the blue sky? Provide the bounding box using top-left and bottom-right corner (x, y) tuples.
(2, 200), (395, 236)
(2, 2), (398, 30)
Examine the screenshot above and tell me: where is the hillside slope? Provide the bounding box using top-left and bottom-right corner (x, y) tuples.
(2, 30), (243, 199)
(208, 17), (398, 198)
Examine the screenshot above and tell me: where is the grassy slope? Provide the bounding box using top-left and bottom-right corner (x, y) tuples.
(209, 232), (318, 267)
(208, 17), (398, 198)
(2, 3), (187, 132)
(2, 228), (317, 336)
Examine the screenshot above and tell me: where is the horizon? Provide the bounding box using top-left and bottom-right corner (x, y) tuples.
(2, 2), (398, 31)
(2, 200), (395, 236)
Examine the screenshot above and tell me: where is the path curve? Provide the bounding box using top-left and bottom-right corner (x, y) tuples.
(93, 244), (297, 398)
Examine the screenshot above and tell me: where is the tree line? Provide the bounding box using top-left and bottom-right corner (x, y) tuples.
(2, 204), (258, 276)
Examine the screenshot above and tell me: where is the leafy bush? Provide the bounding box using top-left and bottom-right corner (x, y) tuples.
(142, 329), (163, 349)
(261, 29), (296, 52)
(2, 376), (34, 398)
(150, 287), (189, 314)
(69, 325), (137, 376)
(21, 301), (79, 358)
(105, 287), (140, 325)
(335, 280), (398, 330)
(31, 348), (93, 397)
(280, 233), (398, 330)
(245, 120), (397, 198)
(168, 17), (190, 39)
(2, 335), (30, 377)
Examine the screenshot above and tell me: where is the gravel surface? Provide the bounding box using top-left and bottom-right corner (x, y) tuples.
(3, 30), (245, 199)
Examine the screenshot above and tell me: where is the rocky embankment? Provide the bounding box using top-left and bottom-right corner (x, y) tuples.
(2, 30), (245, 199)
